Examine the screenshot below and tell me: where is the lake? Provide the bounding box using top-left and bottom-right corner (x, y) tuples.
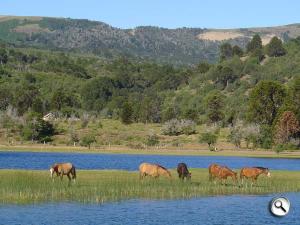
(1, 192), (298, 225)
(1, 151), (300, 170)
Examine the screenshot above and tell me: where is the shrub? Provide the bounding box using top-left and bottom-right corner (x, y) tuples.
(21, 115), (55, 142)
(80, 133), (96, 149)
(228, 127), (242, 148)
(81, 114), (89, 128)
(145, 132), (159, 146)
(274, 111), (300, 144)
(161, 119), (196, 136)
(199, 132), (218, 148)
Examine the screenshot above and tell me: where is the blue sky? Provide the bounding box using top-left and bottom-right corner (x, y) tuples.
(0, 0), (300, 29)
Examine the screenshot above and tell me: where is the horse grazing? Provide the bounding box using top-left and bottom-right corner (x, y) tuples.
(139, 163), (172, 180)
(177, 163), (191, 181)
(240, 167), (271, 186)
(208, 163), (237, 184)
(50, 162), (76, 183)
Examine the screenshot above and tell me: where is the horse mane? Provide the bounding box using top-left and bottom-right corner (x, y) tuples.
(156, 164), (168, 171)
(254, 167), (268, 171)
(222, 166), (236, 174)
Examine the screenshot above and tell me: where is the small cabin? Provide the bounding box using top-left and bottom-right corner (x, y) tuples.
(43, 112), (56, 121)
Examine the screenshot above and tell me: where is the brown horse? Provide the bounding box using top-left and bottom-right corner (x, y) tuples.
(177, 163), (191, 181)
(50, 162), (76, 183)
(139, 163), (172, 179)
(240, 167), (271, 186)
(208, 163), (237, 184)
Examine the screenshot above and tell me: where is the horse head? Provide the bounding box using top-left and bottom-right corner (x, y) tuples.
(264, 168), (271, 177)
(232, 171), (238, 182)
(50, 164), (59, 178)
(187, 172), (192, 180)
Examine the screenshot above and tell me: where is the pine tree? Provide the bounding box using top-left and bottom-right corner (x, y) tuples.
(120, 101), (133, 124)
(232, 45), (243, 57)
(246, 34), (262, 53)
(266, 36), (286, 57)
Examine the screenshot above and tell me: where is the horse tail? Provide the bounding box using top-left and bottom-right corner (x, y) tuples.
(72, 166), (76, 180)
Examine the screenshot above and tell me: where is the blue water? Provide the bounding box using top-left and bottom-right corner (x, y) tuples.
(1, 151), (300, 171)
(1, 193), (299, 225)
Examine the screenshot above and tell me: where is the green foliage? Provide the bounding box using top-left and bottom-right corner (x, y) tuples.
(81, 77), (114, 111)
(196, 62), (210, 73)
(232, 45), (243, 57)
(0, 48), (8, 64)
(246, 34), (262, 53)
(145, 132), (160, 146)
(248, 81), (286, 125)
(120, 102), (133, 124)
(220, 43), (233, 61)
(258, 125), (273, 149)
(204, 90), (225, 123)
(199, 132), (218, 148)
(266, 37), (286, 57)
(80, 133), (96, 149)
(21, 114), (55, 142)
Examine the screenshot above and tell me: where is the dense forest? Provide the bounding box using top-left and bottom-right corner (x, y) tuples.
(0, 30), (299, 150)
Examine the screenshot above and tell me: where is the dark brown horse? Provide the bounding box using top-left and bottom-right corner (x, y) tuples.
(50, 162), (76, 183)
(208, 163), (237, 184)
(139, 162), (172, 179)
(177, 163), (191, 181)
(240, 167), (270, 186)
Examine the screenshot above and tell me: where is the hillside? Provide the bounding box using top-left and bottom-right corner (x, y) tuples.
(0, 29), (299, 150)
(1, 16), (300, 64)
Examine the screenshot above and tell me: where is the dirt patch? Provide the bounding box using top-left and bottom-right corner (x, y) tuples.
(13, 24), (49, 34)
(197, 31), (244, 41)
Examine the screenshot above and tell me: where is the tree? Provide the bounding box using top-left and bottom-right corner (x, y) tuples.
(291, 77), (300, 120)
(232, 45), (243, 57)
(205, 90), (225, 123)
(120, 101), (133, 124)
(199, 132), (218, 150)
(69, 129), (79, 146)
(220, 43), (233, 61)
(246, 34), (262, 53)
(21, 114), (55, 142)
(80, 133), (96, 149)
(274, 111), (300, 144)
(216, 66), (237, 88)
(197, 62), (210, 73)
(266, 37), (286, 57)
(81, 77), (115, 111)
(0, 48), (8, 64)
(248, 81), (286, 125)
(146, 131), (160, 146)
(13, 84), (39, 115)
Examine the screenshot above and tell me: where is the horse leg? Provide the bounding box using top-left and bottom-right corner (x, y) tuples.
(209, 173), (214, 182)
(251, 178), (255, 187)
(67, 173), (72, 186)
(139, 172), (146, 180)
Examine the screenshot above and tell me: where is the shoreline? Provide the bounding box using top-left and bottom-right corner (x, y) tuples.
(1, 145), (300, 158)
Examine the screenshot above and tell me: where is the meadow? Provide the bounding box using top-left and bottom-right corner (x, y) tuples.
(1, 169), (300, 204)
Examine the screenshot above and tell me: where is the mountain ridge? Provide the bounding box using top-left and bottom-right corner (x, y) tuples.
(1, 15), (300, 64)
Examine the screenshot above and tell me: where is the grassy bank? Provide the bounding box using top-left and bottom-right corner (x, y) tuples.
(1, 169), (300, 204)
(1, 145), (300, 158)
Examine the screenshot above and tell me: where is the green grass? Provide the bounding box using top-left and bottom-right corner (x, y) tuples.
(1, 169), (300, 204)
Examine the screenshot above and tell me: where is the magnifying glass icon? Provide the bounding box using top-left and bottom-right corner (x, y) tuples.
(274, 200), (287, 213)
(270, 197), (290, 217)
